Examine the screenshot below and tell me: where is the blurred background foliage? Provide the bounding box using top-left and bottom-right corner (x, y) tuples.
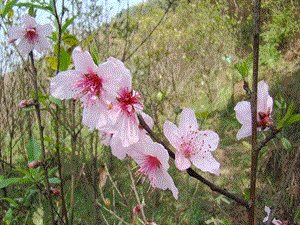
(1, 0), (300, 224)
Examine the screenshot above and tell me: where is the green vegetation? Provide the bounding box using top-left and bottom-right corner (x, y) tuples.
(1, 0), (300, 224)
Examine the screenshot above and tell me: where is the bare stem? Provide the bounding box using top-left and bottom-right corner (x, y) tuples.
(29, 51), (56, 225)
(249, 0), (261, 223)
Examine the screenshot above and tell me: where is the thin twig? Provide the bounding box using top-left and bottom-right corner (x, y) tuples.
(127, 161), (147, 223)
(137, 114), (250, 209)
(123, 0), (175, 62)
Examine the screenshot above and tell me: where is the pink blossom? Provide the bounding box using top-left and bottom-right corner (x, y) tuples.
(108, 69), (143, 147)
(129, 137), (178, 199)
(8, 14), (52, 56)
(50, 47), (124, 129)
(234, 80), (273, 140)
(164, 108), (220, 174)
(109, 112), (153, 160)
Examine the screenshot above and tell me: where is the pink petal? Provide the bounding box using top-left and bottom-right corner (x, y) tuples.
(236, 124), (252, 140)
(23, 14), (37, 27)
(179, 108), (199, 136)
(110, 137), (127, 160)
(18, 38), (33, 56)
(37, 23), (52, 37)
(257, 80), (270, 113)
(198, 130), (219, 152)
(82, 104), (109, 131)
(175, 151), (191, 170)
(163, 121), (182, 150)
(115, 115), (139, 147)
(234, 101), (251, 125)
(8, 26), (23, 41)
(50, 70), (82, 99)
(191, 152), (220, 175)
(153, 169), (178, 200)
(72, 46), (97, 73)
(35, 36), (51, 53)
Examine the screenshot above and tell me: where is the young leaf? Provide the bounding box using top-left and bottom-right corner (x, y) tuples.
(1, 197), (18, 208)
(49, 177), (60, 184)
(1, 0), (18, 18)
(61, 16), (76, 33)
(26, 136), (42, 163)
(277, 101), (295, 129)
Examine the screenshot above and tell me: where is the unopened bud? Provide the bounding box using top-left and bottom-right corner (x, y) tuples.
(50, 188), (61, 196)
(133, 204), (141, 215)
(105, 198), (111, 207)
(29, 161), (41, 169)
(19, 99), (35, 108)
(8, 38), (17, 44)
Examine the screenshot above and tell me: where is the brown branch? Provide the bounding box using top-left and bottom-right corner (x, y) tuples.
(249, 0), (262, 223)
(137, 114), (250, 209)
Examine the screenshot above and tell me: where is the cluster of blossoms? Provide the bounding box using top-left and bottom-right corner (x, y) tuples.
(49, 44), (224, 199)
(9, 14), (275, 205)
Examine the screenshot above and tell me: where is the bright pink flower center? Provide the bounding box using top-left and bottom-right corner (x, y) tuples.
(180, 130), (208, 159)
(117, 88), (143, 117)
(76, 71), (104, 104)
(139, 155), (161, 175)
(258, 111), (272, 130)
(25, 27), (38, 43)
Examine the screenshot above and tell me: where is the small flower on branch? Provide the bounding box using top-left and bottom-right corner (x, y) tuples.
(234, 80), (273, 140)
(8, 14), (52, 56)
(129, 137), (178, 199)
(164, 108), (220, 174)
(19, 99), (35, 108)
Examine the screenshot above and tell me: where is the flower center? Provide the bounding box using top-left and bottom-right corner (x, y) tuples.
(180, 130), (206, 158)
(25, 27), (38, 43)
(76, 71), (103, 104)
(138, 155), (161, 175)
(257, 111), (272, 130)
(117, 88), (143, 117)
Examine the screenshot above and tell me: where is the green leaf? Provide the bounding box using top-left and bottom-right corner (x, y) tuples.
(286, 114), (300, 126)
(53, 45), (71, 71)
(89, 38), (100, 65)
(26, 136), (41, 163)
(233, 53), (253, 78)
(16, 2), (52, 11)
(3, 208), (13, 225)
(28, 6), (36, 17)
(244, 188), (251, 200)
(49, 96), (62, 108)
(1, 198), (18, 208)
(0, 177), (31, 189)
(49, 177), (60, 184)
(281, 137), (292, 152)
(294, 205), (300, 222)
(277, 102), (295, 129)
(61, 16), (76, 33)
(62, 33), (79, 47)
(1, 0), (18, 18)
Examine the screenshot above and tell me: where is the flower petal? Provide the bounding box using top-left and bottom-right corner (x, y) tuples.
(179, 108), (199, 136)
(175, 151), (191, 171)
(110, 137), (127, 160)
(115, 115), (139, 147)
(198, 130), (219, 152)
(72, 46), (97, 74)
(191, 152), (220, 175)
(257, 80), (270, 113)
(163, 121), (182, 150)
(23, 14), (37, 27)
(234, 101), (251, 125)
(82, 104), (109, 131)
(236, 124), (252, 140)
(50, 70), (82, 99)
(18, 38), (33, 56)
(8, 26), (23, 41)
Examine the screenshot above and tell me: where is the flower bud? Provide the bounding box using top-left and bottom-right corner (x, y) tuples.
(50, 188), (61, 196)
(105, 198), (111, 207)
(29, 161), (41, 169)
(133, 204), (141, 215)
(19, 99), (34, 108)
